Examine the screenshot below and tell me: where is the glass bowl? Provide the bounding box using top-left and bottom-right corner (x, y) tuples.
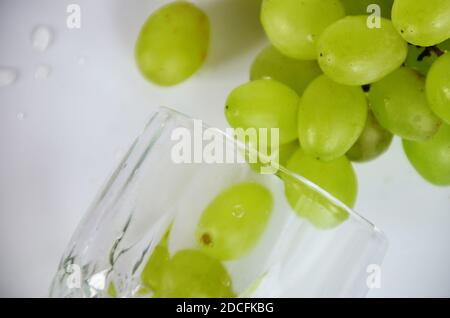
(50, 107), (387, 298)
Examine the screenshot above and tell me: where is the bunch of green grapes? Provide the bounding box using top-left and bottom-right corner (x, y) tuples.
(134, 1), (450, 295)
(221, 0), (450, 231)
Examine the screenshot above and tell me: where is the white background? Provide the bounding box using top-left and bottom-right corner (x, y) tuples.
(0, 0), (449, 297)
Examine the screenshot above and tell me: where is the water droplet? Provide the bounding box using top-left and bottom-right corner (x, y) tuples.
(0, 68), (17, 87)
(232, 204), (245, 218)
(77, 56), (87, 65)
(31, 25), (53, 52)
(17, 112), (26, 120)
(34, 64), (51, 80)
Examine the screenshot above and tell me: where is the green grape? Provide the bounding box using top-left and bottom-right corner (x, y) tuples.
(317, 16), (408, 85)
(260, 0), (345, 60)
(107, 281), (117, 298)
(250, 46), (322, 96)
(438, 39), (450, 52)
(347, 110), (393, 162)
(135, 2), (209, 86)
(403, 124), (450, 185)
(141, 228), (171, 292)
(196, 182), (273, 260)
(278, 140), (299, 167)
(369, 67), (442, 141)
(225, 79), (300, 146)
(246, 139), (299, 174)
(298, 75), (367, 162)
(158, 249), (235, 298)
(341, 0), (393, 18)
(392, 0), (450, 47)
(283, 149), (357, 228)
(426, 53), (450, 124)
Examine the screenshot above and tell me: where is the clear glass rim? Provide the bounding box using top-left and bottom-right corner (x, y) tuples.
(143, 106), (387, 241)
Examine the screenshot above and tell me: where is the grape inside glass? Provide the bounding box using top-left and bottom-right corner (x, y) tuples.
(50, 107), (387, 298)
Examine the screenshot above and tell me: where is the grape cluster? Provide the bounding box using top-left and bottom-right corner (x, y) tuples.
(226, 0), (450, 202)
(133, 0), (450, 189)
(133, 0), (450, 297)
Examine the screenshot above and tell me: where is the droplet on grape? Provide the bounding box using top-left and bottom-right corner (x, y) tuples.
(231, 204), (245, 218)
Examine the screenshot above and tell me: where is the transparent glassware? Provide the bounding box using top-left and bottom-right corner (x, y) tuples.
(50, 107), (388, 298)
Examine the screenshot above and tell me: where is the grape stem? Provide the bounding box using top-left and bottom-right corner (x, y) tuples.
(416, 45), (444, 61)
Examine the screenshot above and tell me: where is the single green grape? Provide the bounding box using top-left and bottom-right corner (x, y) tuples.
(298, 75), (368, 162)
(392, 0), (450, 47)
(158, 249), (235, 298)
(341, 0), (394, 18)
(403, 124), (450, 185)
(196, 182), (273, 260)
(250, 46), (322, 96)
(426, 53), (450, 124)
(283, 149), (357, 228)
(260, 0), (345, 60)
(347, 110), (393, 163)
(225, 79), (300, 147)
(369, 67), (442, 141)
(140, 228), (171, 292)
(317, 16), (407, 85)
(135, 2), (209, 86)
